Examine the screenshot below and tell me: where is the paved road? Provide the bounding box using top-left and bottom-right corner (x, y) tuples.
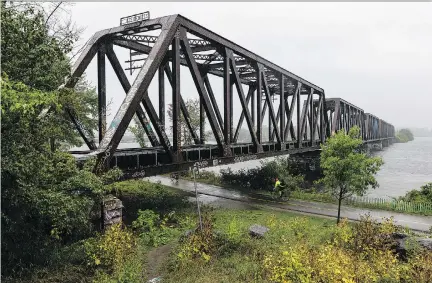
(146, 176), (432, 232)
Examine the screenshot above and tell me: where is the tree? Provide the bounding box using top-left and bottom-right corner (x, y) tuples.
(395, 128), (414, 143)
(167, 98), (207, 145)
(129, 116), (148, 147)
(318, 126), (384, 224)
(1, 1), (98, 149)
(1, 4), (121, 276)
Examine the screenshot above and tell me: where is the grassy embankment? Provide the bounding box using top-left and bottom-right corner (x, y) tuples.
(10, 179), (432, 283)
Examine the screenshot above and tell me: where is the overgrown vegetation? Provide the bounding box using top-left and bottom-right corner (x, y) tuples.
(396, 128), (414, 143)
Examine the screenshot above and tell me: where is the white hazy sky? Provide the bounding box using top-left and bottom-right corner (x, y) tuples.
(70, 2), (432, 130)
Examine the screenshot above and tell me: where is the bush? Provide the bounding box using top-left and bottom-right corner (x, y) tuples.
(399, 182), (432, 203)
(262, 215), (407, 283)
(220, 157), (303, 192)
(108, 180), (191, 223)
(84, 224), (137, 272)
(176, 212), (220, 265)
(132, 209), (179, 247)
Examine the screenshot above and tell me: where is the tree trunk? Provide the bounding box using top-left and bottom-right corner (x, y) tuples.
(337, 187), (343, 224)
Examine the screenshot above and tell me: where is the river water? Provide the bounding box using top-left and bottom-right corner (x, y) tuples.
(72, 137), (432, 199)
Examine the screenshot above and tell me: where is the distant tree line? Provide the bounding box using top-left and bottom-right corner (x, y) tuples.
(395, 128), (414, 143)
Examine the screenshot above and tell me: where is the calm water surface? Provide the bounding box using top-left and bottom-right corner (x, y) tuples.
(72, 137), (432, 199)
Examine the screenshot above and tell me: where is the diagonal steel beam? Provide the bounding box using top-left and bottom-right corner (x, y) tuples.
(260, 64), (281, 143)
(331, 100), (340, 134)
(105, 43), (159, 147)
(227, 49), (261, 151)
(285, 82), (301, 141)
(233, 85), (254, 142)
(203, 72), (224, 132)
(279, 75), (285, 144)
(299, 88), (313, 142)
(94, 15), (179, 172)
(223, 49), (231, 145)
(172, 33), (182, 162)
(179, 28), (229, 156)
(97, 45), (107, 143)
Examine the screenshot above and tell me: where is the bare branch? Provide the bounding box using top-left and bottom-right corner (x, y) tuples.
(45, 2), (62, 26)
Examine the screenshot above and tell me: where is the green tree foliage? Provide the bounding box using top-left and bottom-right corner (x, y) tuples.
(396, 128), (414, 143)
(399, 182), (432, 203)
(129, 116), (148, 147)
(1, 3), (121, 277)
(318, 126), (384, 223)
(168, 98), (207, 145)
(1, 2), (71, 91)
(1, 2), (98, 148)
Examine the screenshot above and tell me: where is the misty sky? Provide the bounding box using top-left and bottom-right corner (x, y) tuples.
(70, 2), (432, 130)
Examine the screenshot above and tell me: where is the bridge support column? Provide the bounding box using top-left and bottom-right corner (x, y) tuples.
(101, 195), (123, 231)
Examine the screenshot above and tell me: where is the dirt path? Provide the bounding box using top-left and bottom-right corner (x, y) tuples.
(145, 244), (172, 281)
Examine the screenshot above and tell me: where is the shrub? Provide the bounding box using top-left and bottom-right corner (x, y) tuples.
(220, 157), (303, 192)
(176, 213), (218, 265)
(84, 224), (136, 272)
(132, 209), (179, 247)
(262, 215), (410, 283)
(399, 182), (432, 203)
(108, 180), (191, 223)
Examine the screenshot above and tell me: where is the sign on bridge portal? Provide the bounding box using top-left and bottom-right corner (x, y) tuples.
(120, 11), (150, 26)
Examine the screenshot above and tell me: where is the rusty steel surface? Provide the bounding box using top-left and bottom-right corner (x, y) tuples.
(61, 13), (395, 177)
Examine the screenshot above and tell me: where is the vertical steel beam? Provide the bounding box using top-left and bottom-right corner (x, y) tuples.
(158, 62), (165, 127)
(256, 65), (262, 143)
(230, 76), (234, 143)
(251, 86), (255, 129)
(200, 95), (205, 144)
(320, 94), (325, 143)
(172, 32), (181, 162)
(223, 51), (231, 145)
(105, 43), (160, 147)
(268, 97), (273, 142)
(97, 45), (106, 143)
(296, 84), (301, 147)
(310, 91), (314, 142)
(279, 75), (285, 144)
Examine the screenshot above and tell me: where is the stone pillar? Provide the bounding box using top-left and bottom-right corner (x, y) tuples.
(101, 195), (123, 230)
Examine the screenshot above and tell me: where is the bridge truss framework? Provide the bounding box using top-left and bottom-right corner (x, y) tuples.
(65, 14), (395, 178)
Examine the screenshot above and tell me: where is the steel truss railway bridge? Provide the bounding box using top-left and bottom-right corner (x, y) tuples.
(67, 13), (395, 179)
